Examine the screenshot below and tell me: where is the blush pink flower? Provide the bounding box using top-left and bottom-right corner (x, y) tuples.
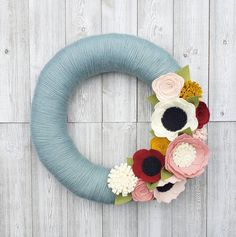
(132, 179), (154, 202)
(152, 73), (184, 101)
(165, 134), (210, 180)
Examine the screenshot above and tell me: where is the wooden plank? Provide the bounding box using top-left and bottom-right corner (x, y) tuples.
(137, 122), (172, 237)
(67, 123), (103, 237)
(207, 122), (236, 236)
(209, 0), (236, 121)
(0, 0), (30, 122)
(171, 1), (209, 236)
(29, 0), (68, 236)
(102, 0), (137, 122)
(67, 0), (102, 122)
(138, 0), (174, 122)
(0, 124), (31, 237)
(102, 123), (138, 237)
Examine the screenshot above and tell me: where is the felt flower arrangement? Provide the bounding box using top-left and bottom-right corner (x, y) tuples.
(107, 66), (210, 205)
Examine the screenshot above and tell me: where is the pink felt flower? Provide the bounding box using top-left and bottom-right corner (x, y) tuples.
(152, 73), (184, 101)
(165, 134), (210, 180)
(154, 176), (186, 203)
(132, 179), (154, 202)
(193, 127), (208, 142)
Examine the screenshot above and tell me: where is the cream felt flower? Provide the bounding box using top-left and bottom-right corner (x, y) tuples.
(107, 163), (138, 196)
(151, 98), (198, 141)
(152, 73), (184, 101)
(154, 176), (186, 203)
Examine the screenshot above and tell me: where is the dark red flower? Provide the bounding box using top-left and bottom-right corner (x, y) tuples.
(196, 102), (210, 129)
(132, 149), (165, 183)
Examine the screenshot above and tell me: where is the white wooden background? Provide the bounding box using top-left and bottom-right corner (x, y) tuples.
(0, 0), (236, 236)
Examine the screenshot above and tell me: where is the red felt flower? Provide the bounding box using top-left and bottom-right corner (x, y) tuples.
(132, 149), (165, 183)
(196, 102), (210, 129)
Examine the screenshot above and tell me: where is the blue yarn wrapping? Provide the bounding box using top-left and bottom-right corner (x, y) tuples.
(31, 34), (180, 204)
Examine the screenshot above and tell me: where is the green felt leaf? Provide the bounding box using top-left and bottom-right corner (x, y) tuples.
(127, 157), (133, 166)
(161, 168), (173, 180)
(114, 194), (132, 205)
(146, 182), (159, 191)
(179, 127), (193, 136)
(147, 94), (159, 106)
(150, 129), (155, 137)
(176, 65), (191, 81)
(187, 96), (200, 107)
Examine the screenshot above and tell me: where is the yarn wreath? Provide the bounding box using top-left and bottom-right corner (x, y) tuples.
(31, 34), (210, 205)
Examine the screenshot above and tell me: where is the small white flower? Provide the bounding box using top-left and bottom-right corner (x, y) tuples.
(107, 163), (138, 196)
(151, 98), (198, 141)
(193, 127), (208, 142)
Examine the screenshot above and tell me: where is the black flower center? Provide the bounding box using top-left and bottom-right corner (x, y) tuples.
(156, 182), (174, 192)
(161, 107), (187, 131)
(142, 156), (162, 176)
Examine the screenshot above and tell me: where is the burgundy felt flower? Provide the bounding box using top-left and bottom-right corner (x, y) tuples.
(132, 149), (165, 183)
(196, 102), (210, 129)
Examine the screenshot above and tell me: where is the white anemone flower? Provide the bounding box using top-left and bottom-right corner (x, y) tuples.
(151, 98), (198, 141)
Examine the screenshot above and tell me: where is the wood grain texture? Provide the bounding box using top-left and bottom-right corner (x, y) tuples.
(102, 123), (138, 237)
(29, 0), (68, 236)
(0, 124), (31, 237)
(68, 123), (103, 237)
(0, 0), (30, 122)
(207, 122), (236, 237)
(67, 0), (102, 122)
(137, 123), (172, 237)
(138, 0), (174, 122)
(172, 1), (209, 236)
(209, 0), (236, 121)
(102, 0), (137, 122)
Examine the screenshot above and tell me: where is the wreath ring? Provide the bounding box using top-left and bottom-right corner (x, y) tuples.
(31, 34), (210, 205)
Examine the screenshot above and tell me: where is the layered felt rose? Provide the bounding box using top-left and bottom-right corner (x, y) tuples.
(196, 101), (210, 129)
(151, 98), (198, 141)
(152, 73), (185, 101)
(165, 134), (210, 180)
(154, 176), (186, 203)
(132, 149), (165, 183)
(132, 179), (154, 202)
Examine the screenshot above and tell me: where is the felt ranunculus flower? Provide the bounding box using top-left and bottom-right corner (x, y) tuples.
(152, 73), (184, 101)
(132, 179), (154, 202)
(180, 80), (203, 99)
(196, 101), (210, 129)
(132, 149), (165, 183)
(154, 176), (186, 203)
(150, 136), (170, 155)
(151, 98), (198, 141)
(165, 134), (210, 180)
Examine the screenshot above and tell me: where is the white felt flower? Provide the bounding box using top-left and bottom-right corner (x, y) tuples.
(107, 163), (138, 196)
(152, 73), (185, 101)
(154, 175), (186, 203)
(151, 98), (198, 141)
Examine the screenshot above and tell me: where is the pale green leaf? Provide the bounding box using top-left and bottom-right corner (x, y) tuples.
(161, 168), (173, 180)
(187, 96), (200, 107)
(114, 194), (132, 205)
(178, 127), (193, 136)
(176, 65), (191, 81)
(147, 94), (159, 106)
(127, 157), (133, 166)
(150, 129), (155, 137)
(146, 181), (159, 191)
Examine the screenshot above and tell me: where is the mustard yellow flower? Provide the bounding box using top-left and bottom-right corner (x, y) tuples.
(180, 81), (202, 99)
(150, 137), (170, 155)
